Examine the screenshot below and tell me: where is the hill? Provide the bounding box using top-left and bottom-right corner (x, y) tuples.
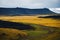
(0, 16), (60, 27)
(0, 8), (56, 16)
(0, 16), (60, 40)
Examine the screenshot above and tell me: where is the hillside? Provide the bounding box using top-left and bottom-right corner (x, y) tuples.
(0, 16), (60, 40)
(0, 28), (27, 40)
(0, 8), (56, 15)
(0, 16), (60, 27)
(0, 23), (60, 40)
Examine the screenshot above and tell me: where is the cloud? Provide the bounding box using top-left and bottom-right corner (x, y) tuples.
(19, 0), (59, 8)
(0, 0), (60, 8)
(0, 0), (18, 7)
(49, 8), (60, 13)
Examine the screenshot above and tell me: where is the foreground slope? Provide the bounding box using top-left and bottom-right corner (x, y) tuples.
(0, 16), (60, 40)
(0, 28), (27, 40)
(0, 24), (60, 40)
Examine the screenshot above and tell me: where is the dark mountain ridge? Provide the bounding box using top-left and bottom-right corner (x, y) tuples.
(0, 8), (56, 15)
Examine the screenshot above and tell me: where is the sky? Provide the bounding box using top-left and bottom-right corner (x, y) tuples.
(0, 0), (60, 13)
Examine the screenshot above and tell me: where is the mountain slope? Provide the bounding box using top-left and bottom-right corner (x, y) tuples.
(0, 8), (56, 15)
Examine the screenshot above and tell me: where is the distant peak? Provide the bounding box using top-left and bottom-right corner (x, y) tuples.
(43, 8), (49, 9)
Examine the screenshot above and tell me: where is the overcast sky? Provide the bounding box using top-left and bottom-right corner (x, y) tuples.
(0, 0), (60, 13)
(0, 0), (60, 8)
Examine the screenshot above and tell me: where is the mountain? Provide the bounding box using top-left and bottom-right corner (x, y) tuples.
(0, 8), (56, 15)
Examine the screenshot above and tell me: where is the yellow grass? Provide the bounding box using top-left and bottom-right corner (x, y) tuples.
(0, 28), (27, 40)
(0, 16), (60, 27)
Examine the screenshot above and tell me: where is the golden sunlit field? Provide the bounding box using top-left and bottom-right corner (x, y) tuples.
(0, 16), (60, 27)
(0, 16), (60, 40)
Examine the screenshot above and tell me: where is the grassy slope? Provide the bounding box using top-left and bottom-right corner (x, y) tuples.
(0, 16), (60, 27)
(24, 24), (60, 40)
(0, 28), (28, 40)
(0, 24), (60, 40)
(0, 16), (60, 40)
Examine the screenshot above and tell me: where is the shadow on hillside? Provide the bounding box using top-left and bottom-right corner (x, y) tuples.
(38, 15), (60, 19)
(0, 20), (35, 30)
